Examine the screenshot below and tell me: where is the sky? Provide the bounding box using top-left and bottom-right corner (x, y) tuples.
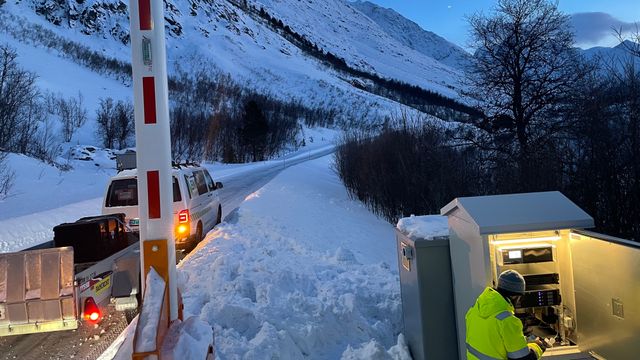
(367, 0), (640, 50)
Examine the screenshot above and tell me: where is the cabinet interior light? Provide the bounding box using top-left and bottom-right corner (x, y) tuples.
(491, 235), (561, 245)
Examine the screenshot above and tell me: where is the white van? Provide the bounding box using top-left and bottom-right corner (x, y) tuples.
(102, 164), (223, 250)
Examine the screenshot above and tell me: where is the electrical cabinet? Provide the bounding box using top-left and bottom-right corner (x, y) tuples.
(395, 227), (458, 360)
(441, 191), (640, 359)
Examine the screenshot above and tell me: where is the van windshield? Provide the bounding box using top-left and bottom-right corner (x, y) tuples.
(106, 177), (181, 207)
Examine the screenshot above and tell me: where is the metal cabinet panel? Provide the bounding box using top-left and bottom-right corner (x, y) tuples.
(396, 229), (458, 360)
(571, 231), (640, 359)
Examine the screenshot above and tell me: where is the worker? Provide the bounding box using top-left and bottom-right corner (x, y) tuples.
(465, 270), (545, 360)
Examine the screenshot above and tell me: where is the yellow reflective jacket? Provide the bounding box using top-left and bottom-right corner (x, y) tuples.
(465, 287), (542, 360)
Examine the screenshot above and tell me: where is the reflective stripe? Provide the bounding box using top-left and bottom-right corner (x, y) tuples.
(466, 343), (502, 360)
(507, 346), (530, 358)
(495, 310), (512, 320)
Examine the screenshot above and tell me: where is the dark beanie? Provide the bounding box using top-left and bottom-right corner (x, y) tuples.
(497, 270), (526, 294)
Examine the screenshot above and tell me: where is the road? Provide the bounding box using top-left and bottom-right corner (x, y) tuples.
(0, 146), (335, 360)
(216, 146), (335, 217)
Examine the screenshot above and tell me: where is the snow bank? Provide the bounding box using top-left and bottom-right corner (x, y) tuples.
(179, 155), (404, 359)
(342, 334), (412, 360)
(100, 154), (406, 359)
(135, 268), (166, 353)
(396, 215), (449, 240)
(161, 317), (213, 360)
(0, 153), (113, 221)
(0, 197), (102, 253)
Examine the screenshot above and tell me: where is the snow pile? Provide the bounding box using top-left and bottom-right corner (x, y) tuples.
(342, 334), (411, 360)
(161, 317), (213, 360)
(396, 215), (449, 240)
(178, 155), (404, 359)
(135, 267), (166, 353)
(67, 145), (125, 168)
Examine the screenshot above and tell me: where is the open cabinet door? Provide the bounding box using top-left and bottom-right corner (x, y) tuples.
(570, 230), (640, 359)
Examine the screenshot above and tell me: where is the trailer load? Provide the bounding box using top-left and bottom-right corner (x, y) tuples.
(0, 214), (140, 336)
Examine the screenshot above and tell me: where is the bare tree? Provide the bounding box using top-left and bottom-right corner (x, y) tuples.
(467, 0), (586, 189)
(15, 95), (45, 155)
(0, 151), (14, 199)
(0, 44), (39, 151)
(96, 98), (117, 148)
(32, 113), (60, 163)
(59, 92), (88, 142)
(114, 100), (134, 149)
(60, 92), (88, 142)
(96, 98), (134, 149)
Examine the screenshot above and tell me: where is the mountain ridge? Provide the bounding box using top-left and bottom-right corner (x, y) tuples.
(348, 0), (472, 70)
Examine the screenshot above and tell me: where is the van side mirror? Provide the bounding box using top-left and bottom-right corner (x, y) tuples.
(216, 182), (223, 189)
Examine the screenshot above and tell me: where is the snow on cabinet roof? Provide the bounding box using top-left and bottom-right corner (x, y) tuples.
(440, 191), (594, 235)
(396, 215), (449, 240)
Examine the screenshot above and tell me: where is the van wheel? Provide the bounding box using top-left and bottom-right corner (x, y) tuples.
(195, 222), (203, 244)
(216, 205), (222, 225)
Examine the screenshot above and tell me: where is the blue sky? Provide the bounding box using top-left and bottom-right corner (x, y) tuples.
(367, 0), (640, 50)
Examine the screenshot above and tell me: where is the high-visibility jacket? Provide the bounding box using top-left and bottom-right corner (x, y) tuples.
(465, 287), (543, 360)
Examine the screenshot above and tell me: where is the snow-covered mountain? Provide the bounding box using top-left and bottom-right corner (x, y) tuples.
(581, 40), (640, 67)
(0, 0), (469, 134)
(349, 1), (472, 70)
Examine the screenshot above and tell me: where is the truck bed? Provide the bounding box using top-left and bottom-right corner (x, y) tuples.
(1, 214), (140, 337)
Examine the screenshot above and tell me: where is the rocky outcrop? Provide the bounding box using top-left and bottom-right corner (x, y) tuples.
(31, 0), (183, 44)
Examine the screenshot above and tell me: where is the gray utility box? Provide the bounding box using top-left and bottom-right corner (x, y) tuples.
(396, 228), (458, 360)
(116, 151), (136, 172)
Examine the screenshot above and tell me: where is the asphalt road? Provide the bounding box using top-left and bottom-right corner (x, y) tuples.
(0, 148), (335, 359)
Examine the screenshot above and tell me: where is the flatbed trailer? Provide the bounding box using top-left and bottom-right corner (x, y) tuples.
(0, 214), (140, 336)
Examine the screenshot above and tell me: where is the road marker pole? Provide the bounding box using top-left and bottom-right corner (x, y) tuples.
(128, 0), (178, 322)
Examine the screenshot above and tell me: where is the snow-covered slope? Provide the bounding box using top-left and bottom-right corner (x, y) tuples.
(250, 0), (465, 95)
(349, 0), (472, 70)
(0, 0), (468, 130)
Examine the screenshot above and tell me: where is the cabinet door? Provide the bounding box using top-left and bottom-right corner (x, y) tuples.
(570, 231), (640, 359)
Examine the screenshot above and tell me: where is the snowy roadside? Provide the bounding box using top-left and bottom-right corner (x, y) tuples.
(0, 128), (339, 253)
(102, 155), (411, 359)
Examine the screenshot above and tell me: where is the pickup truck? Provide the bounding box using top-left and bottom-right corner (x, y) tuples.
(0, 214), (140, 336)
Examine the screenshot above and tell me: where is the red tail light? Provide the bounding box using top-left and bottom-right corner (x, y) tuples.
(83, 297), (101, 323)
(178, 209), (189, 223)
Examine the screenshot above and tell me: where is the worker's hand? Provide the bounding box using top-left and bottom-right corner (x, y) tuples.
(534, 338), (547, 352)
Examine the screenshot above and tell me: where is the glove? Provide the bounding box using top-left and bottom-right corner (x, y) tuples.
(527, 342), (544, 359)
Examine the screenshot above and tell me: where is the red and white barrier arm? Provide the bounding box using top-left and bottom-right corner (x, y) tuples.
(128, 0), (178, 321)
